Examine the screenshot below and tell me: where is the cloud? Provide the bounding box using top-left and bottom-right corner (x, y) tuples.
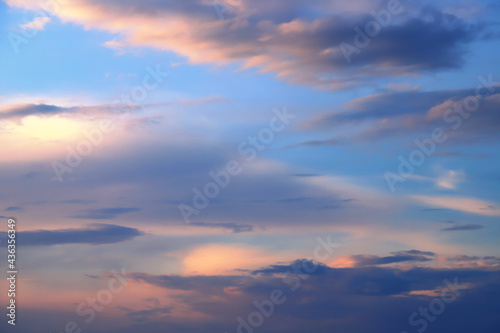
(0, 103), (140, 121)
(395, 249), (436, 257)
(438, 255), (500, 269)
(252, 259), (331, 275)
(435, 170), (465, 189)
(412, 196), (500, 216)
(408, 170), (465, 189)
(127, 306), (173, 322)
(59, 199), (97, 204)
(110, 258), (500, 333)
(433, 151), (489, 158)
(442, 224), (484, 231)
(285, 138), (346, 149)
(5, 254), (500, 332)
(125, 271), (251, 292)
(330, 250), (436, 268)
(72, 207), (141, 220)
(19, 16), (51, 31)
(0, 224), (143, 246)
(5, 206), (22, 211)
(4, 1), (487, 90)
(125, 115), (163, 131)
(189, 222), (254, 233)
(11, 137), (387, 228)
(298, 85), (500, 146)
(0, 103), (77, 120)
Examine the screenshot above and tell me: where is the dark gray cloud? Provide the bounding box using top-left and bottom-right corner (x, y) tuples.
(252, 259), (331, 276)
(396, 249), (436, 256)
(0, 223), (143, 246)
(332, 7), (482, 71)
(72, 207), (141, 220)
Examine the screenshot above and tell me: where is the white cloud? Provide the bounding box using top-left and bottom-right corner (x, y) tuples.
(436, 170), (465, 190)
(19, 16), (51, 31)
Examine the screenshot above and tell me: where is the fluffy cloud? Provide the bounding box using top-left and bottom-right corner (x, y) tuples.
(5, 0), (488, 90)
(99, 259), (500, 332)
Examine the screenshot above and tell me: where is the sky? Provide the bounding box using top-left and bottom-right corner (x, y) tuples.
(0, 0), (499, 332)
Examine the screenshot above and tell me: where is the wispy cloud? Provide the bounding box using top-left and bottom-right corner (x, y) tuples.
(0, 103), (140, 121)
(72, 207), (141, 220)
(19, 17), (51, 31)
(189, 222), (254, 233)
(442, 223), (484, 231)
(5, 206), (22, 211)
(412, 196), (500, 216)
(0, 224), (143, 246)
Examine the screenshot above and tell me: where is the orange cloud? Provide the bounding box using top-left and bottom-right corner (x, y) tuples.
(182, 244), (278, 275)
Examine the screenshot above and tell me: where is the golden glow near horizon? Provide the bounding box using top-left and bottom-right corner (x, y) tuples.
(0, 116), (90, 162)
(13, 116), (83, 141)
